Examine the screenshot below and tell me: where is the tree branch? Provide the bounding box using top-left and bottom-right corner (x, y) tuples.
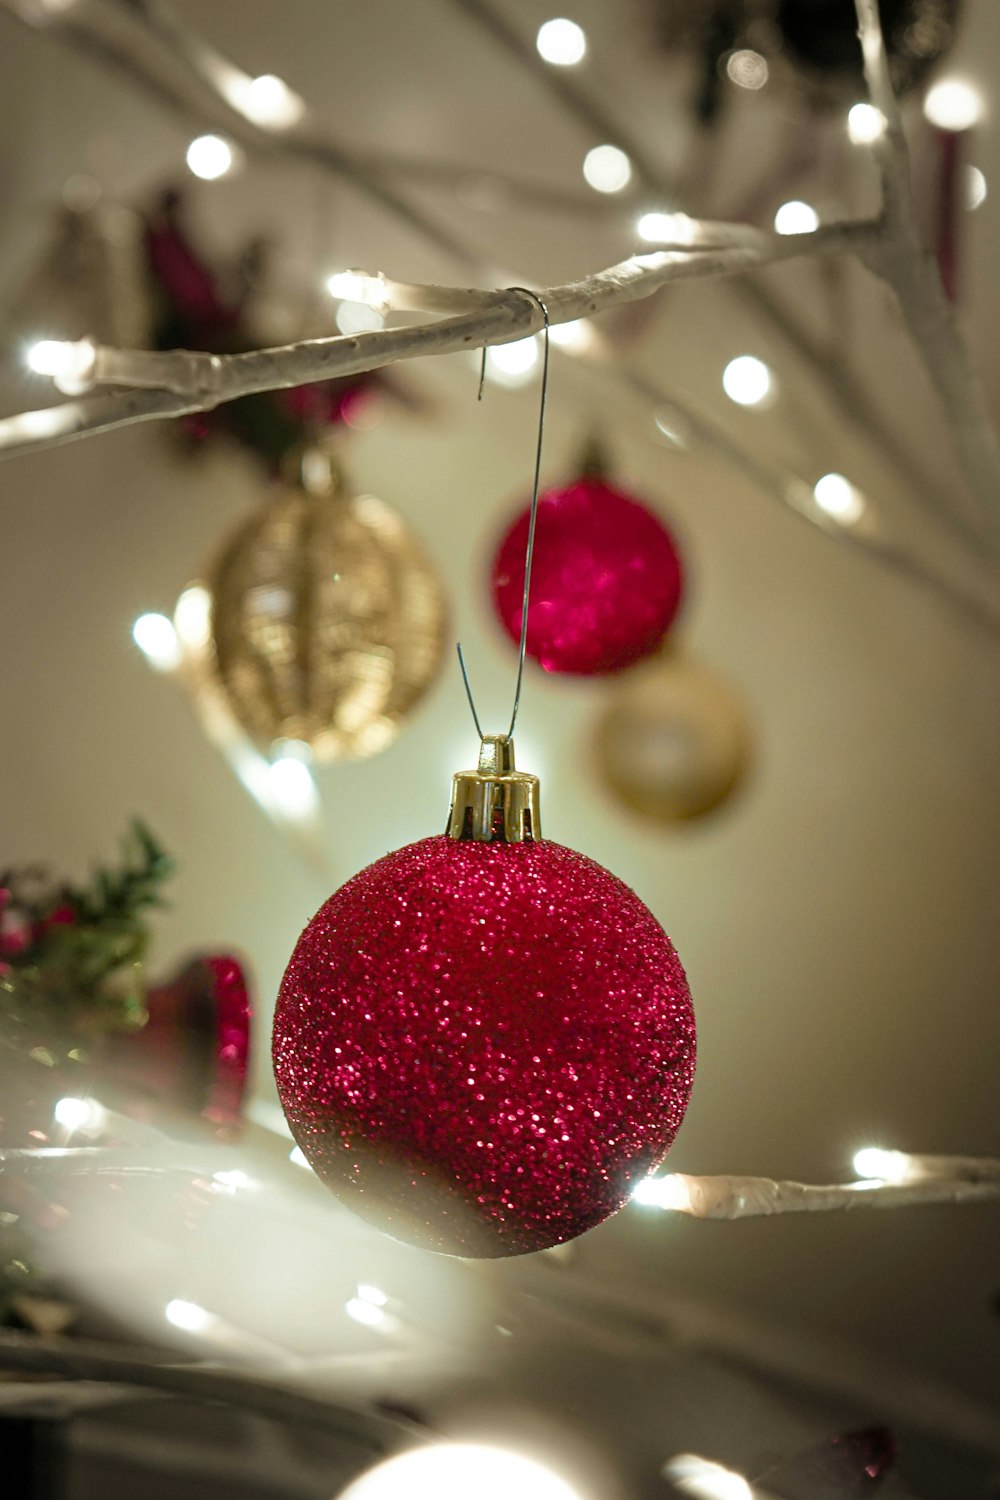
(0, 226), (875, 456)
(853, 0), (1000, 539)
(636, 1153), (1000, 1219)
(0, 1330), (399, 1443)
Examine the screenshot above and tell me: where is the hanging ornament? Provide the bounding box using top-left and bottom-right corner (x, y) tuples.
(273, 733), (696, 1257)
(490, 444), (684, 676)
(187, 447), (447, 762)
(98, 954), (251, 1136)
(594, 652), (750, 823)
(274, 302), (694, 1258)
(753, 1425), (896, 1496)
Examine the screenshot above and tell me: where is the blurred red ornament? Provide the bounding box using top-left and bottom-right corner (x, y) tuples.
(273, 817), (695, 1258)
(100, 954), (251, 1134)
(755, 1424), (896, 1495)
(491, 467), (683, 675)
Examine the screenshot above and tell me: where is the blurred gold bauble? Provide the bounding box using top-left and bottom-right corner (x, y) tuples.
(593, 653), (751, 823)
(193, 451), (447, 763)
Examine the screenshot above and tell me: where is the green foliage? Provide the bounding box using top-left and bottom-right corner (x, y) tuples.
(0, 820), (174, 1049)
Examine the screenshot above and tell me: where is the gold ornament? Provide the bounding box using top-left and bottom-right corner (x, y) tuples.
(593, 652), (751, 823)
(190, 450), (447, 762)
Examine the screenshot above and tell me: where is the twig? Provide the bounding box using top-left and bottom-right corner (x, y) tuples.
(6, 1143), (1000, 1214)
(0, 228), (875, 457)
(621, 365), (1000, 638)
(0, 1330), (401, 1446)
(737, 276), (985, 550)
(637, 1168), (1000, 1220)
(852, 0), (1000, 539)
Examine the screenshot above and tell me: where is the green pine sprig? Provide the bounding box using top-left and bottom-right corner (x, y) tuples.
(0, 820), (175, 1048)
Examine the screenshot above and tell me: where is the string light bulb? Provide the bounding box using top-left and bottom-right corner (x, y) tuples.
(773, 200), (819, 235)
(266, 750), (320, 823)
(25, 338), (96, 392)
(336, 302), (385, 335)
(664, 1454), (753, 1500)
(853, 1147), (911, 1182)
(165, 1299), (212, 1333)
(924, 78), (983, 132)
(132, 613), (183, 673)
(338, 1444), (584, 1500)
(173, 585), (213, 653)
(237, 73), (304, 129)
(186, 134), (237, 180)
(484, 335), (540, 387)
(535, 18), (587, 66)
(325, 269), (390, 313)
(582, 144), (631, 194)
(722, 355), (774, 408)
(547, 319), (595, 354)
(847, 103), (886, 144)
(636, 211), (695, 244)
(631, 1173), (694, 1211)
(813, 472), (865, 524)
(54, 1096), (105, 1133)
(345, 1295), (388, 1328)
(965, 166), (987, 210)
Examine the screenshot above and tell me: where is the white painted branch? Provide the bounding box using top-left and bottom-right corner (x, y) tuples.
(0, 226), (875, 456)
(621, 364), (1000, 639)
(0, 1331), (394, 1443)
(853, 0), (1000, 540)
(640, 1170), (1000, 1220)
(896, 1153), (1000, 1181)
(6, 1146), (1000, 1222)
(4, 235), (997, 638)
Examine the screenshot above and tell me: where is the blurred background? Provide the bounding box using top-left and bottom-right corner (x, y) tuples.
(1, 0), (999, 1496)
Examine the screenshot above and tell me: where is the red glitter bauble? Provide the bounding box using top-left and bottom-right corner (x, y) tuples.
(490, 476), (684, 675)
(273, 835), (695, 1257)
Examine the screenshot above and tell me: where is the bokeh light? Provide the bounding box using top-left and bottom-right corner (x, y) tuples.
(186, 134), (237, 180)
(338, 1443), (584, 1500)
(582, 144), (631, 193)
(536, 18), (586, 66)
(722, 355), (774, 408)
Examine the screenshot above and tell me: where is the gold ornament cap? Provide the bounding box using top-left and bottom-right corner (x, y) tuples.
(446, 735), (541, 843)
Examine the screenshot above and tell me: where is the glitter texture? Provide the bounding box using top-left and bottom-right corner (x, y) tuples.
(491, 477), (684, 675)
(273, 835), (695, 1257)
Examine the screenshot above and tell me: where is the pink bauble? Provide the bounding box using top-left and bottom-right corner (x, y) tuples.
(273, 835), (695, 1257)
(491, 476), (684, 675)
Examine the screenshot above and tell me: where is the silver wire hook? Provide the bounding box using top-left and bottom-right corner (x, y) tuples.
(457, 287), (551, 744)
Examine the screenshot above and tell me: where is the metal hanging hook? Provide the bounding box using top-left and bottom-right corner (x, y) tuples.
(457, 286), (551, 744)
